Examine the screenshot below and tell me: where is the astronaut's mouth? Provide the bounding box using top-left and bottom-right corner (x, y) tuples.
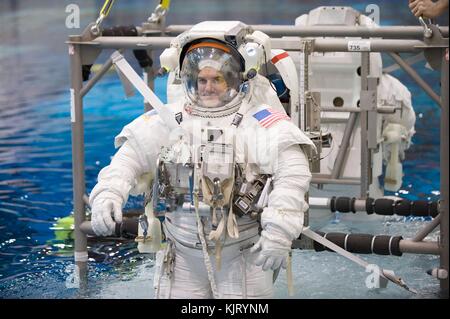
(200, 95), (219, 100)
(198, 94), (222, 107)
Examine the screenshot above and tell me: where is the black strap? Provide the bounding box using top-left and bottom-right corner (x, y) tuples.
(175, 112), (183, 124)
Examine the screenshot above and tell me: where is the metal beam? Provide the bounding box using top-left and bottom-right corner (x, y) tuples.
(272, 38), (437, 52)
(80, 221), (96, 236)
(412, 214), (441, 242)
(83, 193), (90, 207)
(311, 176), (361, 185)
(321, 107), (361, 112)
(399, 240), (440, 255)
(143, 50), (155, 112)
(67, 37), (442, 53)
(80, 57), (114, 97)
(440, 47), (449, 297)
(331, 113), (358, 179)
(360, 52), (370, 198)
(389, 52), (442, 107)
(383, 52), (425, 73)
(68, 36), (173, 49)
(321, 117), (352, 124)
(164, 25), (449, 39)
(69, 37), (88, 288)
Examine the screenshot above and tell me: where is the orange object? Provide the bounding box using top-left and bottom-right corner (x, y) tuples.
(187, 41), (231, 53)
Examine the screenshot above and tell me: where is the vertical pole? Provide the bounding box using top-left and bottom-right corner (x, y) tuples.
(144, 50), (155, 112)
(360, 52), (370, 198)
(440, 48), (449, 297)
(301, 41), (310, 132)
(69, 38), (88, 289)
(301, 40), (311, 228)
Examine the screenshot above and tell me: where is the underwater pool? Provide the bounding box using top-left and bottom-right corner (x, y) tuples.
(0, 0), (445, 299)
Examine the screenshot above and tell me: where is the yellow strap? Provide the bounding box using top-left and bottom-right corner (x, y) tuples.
(215, 240), (222, 271)
(160, 0), (171, 10)
(212, 207), (218, 226)
(100, 0), (115, 17)
(226, 204), (239, 239)
(208, 212), (226, 241)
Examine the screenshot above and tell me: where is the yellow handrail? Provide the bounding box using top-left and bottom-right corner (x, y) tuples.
(100, 0), (116, 18)
(160, 0), (171, 10)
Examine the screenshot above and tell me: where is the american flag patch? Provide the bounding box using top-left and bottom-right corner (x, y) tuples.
(253, 108), (290, 128)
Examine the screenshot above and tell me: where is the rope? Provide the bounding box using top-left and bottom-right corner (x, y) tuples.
(194, 171), (220, 299)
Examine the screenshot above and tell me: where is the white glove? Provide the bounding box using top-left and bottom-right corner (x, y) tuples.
(250, 224), (292, 271)
(90, 192), (123, 236)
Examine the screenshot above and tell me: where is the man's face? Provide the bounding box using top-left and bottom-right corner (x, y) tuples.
(197, 67), (228, 107)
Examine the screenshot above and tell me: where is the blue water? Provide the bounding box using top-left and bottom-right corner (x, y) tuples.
(0, 0), (446, 299)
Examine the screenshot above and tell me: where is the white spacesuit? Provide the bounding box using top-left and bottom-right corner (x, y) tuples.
(89, 21), (314, 299)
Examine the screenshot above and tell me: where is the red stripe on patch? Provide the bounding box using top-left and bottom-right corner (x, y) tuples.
(271, 52), (289, 64)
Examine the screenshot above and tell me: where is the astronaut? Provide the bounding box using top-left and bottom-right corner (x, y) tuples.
(89, 21), (314, 299)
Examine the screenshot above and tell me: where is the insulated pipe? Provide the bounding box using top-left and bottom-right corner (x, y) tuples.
(102, 25), (139, 37)
(312, 231), (403, 256)
(79, 210), (441, 257)
(309, 231), (440, 255)
(80, 218), (139, 238)
(308, 196), (440, 218)
(81, 218), (440, 256)
(366, 198), (439, 217)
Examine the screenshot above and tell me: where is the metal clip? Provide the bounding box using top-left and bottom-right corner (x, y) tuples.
(419, 17), (433, 38)
(212, 178), (224, 202)
(90, 15), (104, 36)
(90, 0), (115, 35)
(138, 214), (149, 242)
(148, 4), (168, 23)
